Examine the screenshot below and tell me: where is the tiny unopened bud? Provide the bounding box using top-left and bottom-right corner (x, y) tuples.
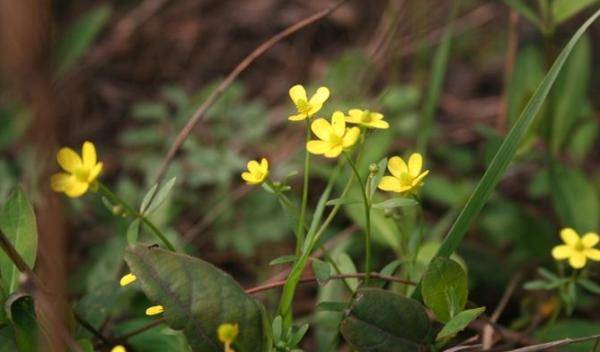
(112, 205), (124, 216)
(369, 163), (379, 175)
(273, 181), (282, 188)
(383, 208), (394, 217)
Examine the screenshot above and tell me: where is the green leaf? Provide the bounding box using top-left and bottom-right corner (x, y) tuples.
(5, 294), (38, 352)
(578, 278), (600, 294)
(0, 187), (38, 293)
(54, 4), (112, 76)
(335, 253), (358, 292)
(272, 316), (283, 343)
(436, 307), (485, 340)
(140, 184), (159, 214)
(534, 320), (600, 352)
(552, 0), (600, 24)
(326, 198), (361, 206)
(289, 323), (309, 346)
(421, 257), (468, 323)
(340, 288), (429, 351)
(550, 35), (590, 153)
(372, 198), (418, 210)
(316, 301), (347, 312)
(311, 259), (331, 285)
(550, 163), (599, 232)
(145, 177), (177, 215)
(269, 255), (296, 266)
(502, 0), (541, 27)
(127, 219), (142, 246)
(124, 245), (270, 352)
(413, 9), (600, 300)
(368, 158), (388, 199)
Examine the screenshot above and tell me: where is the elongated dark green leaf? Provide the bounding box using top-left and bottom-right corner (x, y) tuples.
(340, 288), (429, 351)
(436, 307), (485, 340)
(421, 257), (467, 323)
(0, 187), (38, 293)
(5, 294), (38, 352)
(413, 9), (600, 301)
(54, 5), (112, 76)
(417, 2), (457, 153)
(269, 255), (296, 266)
(124, 245), (270, 352)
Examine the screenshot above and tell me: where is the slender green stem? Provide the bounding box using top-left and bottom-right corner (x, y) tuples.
(343, 152), (372, 284)
(96, 182), (176, 251)
(296, 120), (312, 255)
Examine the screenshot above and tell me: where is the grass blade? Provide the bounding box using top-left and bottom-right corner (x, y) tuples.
(412, 9), (600, 299)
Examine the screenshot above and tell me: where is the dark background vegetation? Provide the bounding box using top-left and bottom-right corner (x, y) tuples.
(0, 0), (599, 350)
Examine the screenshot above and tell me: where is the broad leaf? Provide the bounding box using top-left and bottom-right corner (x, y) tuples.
(5, 294), (38, 352)
(311, 259), (331, 285)
(436, 307), (485, 340)
(0, 187), (38, 293)
(124, 245), (270, 352)
(340, 288), (429, 351)
(421, 257), (467, 323)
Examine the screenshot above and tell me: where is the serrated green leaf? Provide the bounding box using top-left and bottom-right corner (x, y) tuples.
(0, 187), (38, 293)
(124, 245), (270, 351)
(340, 288), (429, 351)
(372, 198), (418, 210)
(436, 307), (485, 340)
(422, 257), (467, 323)
(413, 9), (600, 301)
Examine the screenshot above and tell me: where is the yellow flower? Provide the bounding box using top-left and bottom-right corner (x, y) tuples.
(145, 305), (164, 316)
(345, 109), (389, 129)
(111, 346), (126, 352)
(378, 153), (429, 193)
(241, 158), (269, 185)
(218, 323), (239, 352)
(50, 141), (103, 198)
(288, 84), (330, 121)
(119, 273), (137, 286)
(306, 111), (360, 158)
(551, 228), (600, 269)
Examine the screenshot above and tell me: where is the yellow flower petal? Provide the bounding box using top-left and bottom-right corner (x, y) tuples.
(247, 160), (261, 174)
(568, 252), (586, 269)
(119, 273), (137, 286)
(88, 162), (103, 183)
(342, 127), (360, 148)
(408, 153), (423, 177)
(551, 245), (572, 260)
(371, 113), (384, 121)
(378, 176), (402, 192)
(560, 228), (579, 246)
(145, 305), (164, 316)
(82, 141), (97, 169)
(306, 140), (329, 155)
(387, 156), (408, 178)
(50, 173), (72, 192)
(411, 170), (430, 187)
(64, 180), (89, 198)
(111, 346), (127, 352)
(581, 232), (599, 248)
(311, 118), (333, 141)
(369, 120), (389, 129)
(331, 111), (346, 137)
(260, 158), (269, 171)
(308, 87), (330, 106)
(288, 113), (306, 121)
(348, 109), (363, 118)
(324, 145), (343, 158)
(585, 248), (600, 261)
(289, 85), (307, 105)
(241, 172), (259, 185)
(57, 147), (82, 173)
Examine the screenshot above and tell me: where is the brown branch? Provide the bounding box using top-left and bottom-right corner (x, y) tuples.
(153, 0), (348, 184)
(245, 272), (415, 295)
(482, 271), (523, 349)
(497, 9), (520, 131)
(504, 334), (600, 352)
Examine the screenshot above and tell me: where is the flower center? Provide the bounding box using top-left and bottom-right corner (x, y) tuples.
(398, 172), (414, 187)
(296, 99), (311, 115)
(574, 241), (585, 252)
(361, 110), (372, 123)
(328, 132), (343, 147)
(74, 167), (90, 182)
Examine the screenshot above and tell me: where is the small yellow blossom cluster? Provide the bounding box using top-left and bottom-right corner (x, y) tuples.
(552, 228), (600, 269)
(218, 323), (239, 352)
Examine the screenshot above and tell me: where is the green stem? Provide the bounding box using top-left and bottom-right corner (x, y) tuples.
(343, 152), (372, 284)
(97, 182), (176, 251)
(296, 120), (312, 256)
